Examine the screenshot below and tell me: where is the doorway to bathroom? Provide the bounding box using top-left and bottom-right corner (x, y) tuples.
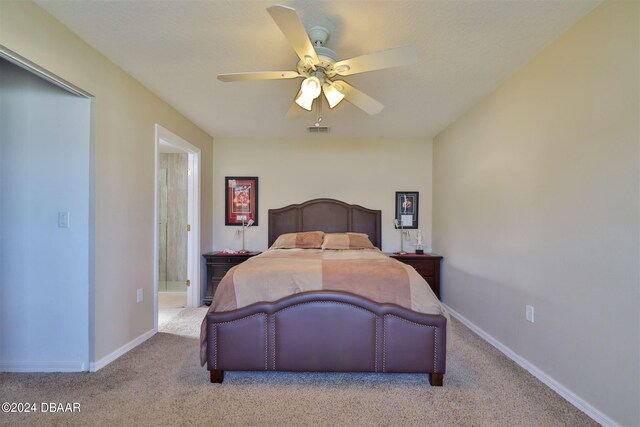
(158, 147), (188, 323)
(154, 125), (201, 329)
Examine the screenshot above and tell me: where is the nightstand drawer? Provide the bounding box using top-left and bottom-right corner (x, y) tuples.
(211, 264), (233, 278)
(406, 262), (435, 276)
(210, 257), (243, 264)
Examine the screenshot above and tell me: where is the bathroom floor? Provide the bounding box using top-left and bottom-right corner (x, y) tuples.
(159, 280), (188, 292)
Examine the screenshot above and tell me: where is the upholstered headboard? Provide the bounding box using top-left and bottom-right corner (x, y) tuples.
(268, 199), (382, 249)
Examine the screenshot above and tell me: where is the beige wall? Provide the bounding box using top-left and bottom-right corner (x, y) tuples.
(433, 1), (639, 425)
(212, 138), (433, 253)
(0, 1), (213, 362)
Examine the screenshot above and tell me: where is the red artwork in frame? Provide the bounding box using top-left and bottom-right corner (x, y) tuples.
(225, 177), (258, 226)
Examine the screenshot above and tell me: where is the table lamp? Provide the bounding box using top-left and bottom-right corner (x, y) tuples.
(238, 218), (254, 254)
(394, 219), (407, 255)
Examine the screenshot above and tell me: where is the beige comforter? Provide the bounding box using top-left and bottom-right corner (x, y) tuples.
(211, 248), (446, 317)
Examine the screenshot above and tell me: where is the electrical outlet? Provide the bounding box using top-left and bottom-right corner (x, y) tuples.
(136, 288), (143, 303)
(526, 305), (534, 323)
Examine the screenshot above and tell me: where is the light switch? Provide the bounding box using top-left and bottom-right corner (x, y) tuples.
(526, 305), (535, 323)
(58, 211), (70, 228)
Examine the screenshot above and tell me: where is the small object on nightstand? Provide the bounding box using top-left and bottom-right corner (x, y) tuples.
(414, 230), (424, 254)
(387, 252), (443, 300)
(202, 251), (261, 305)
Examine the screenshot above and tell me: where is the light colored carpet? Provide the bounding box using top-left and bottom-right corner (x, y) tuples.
(158, 307), (184, 327)
(0, 308), (595, 426)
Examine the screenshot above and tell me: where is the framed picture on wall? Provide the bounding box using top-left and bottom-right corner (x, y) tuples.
(225, 176), (258, 226)
(395, 191), (419, 229)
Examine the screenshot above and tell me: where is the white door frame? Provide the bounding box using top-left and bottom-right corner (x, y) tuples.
(153, 125), (201, 330)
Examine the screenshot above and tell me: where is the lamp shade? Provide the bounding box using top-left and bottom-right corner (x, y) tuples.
(322, 82), (345, 108)
(295, 76), (322, 110)
(295, 92), (315, 110)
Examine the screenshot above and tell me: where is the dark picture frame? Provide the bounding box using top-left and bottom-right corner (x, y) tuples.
(395, 191), (419, 229)
(225, 177), (258, 226)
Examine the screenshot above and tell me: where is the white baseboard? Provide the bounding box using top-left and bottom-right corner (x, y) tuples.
(0, 360), (86, 372)
(443, 304), (618, 427)
(89, 328), (156, 372)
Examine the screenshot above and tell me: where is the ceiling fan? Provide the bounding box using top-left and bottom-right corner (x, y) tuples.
(217, 5), (418, 116)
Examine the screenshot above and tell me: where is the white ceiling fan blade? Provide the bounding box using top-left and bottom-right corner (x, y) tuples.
(333, 46), (418, 76)
(332, 80), (384, 115)
(286, 90), (306, 120)
(218, 71), (301, 82)
(267, 5), (319, 67)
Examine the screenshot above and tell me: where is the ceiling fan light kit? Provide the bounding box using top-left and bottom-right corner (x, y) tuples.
(295, 76), (322, 110)
(217, 4), (418, 119)
(322, 82), (345, 108)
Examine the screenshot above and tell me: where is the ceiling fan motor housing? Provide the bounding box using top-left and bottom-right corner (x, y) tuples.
(297, 50), (338, 78)
(295, 26), (339, 77)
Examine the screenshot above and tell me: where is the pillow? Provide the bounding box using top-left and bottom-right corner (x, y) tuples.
(271, 231), (325, 249)
(321, 232), (375, 250)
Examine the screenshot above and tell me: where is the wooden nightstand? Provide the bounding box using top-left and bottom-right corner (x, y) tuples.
(202, 252), (261, 305)
(388, 253), (443, 300)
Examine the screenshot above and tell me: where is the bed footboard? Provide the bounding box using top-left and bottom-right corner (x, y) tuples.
(204, 291), (446, 385)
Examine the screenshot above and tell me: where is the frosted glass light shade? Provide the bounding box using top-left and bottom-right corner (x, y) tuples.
(295, 76), (321, 110)
(323, 82), (345, 108)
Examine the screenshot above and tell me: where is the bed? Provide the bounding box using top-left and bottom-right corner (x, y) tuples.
(200, 198), (447, 386)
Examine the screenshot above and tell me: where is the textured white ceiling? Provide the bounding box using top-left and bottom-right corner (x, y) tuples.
(36, 0), (599, 140)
